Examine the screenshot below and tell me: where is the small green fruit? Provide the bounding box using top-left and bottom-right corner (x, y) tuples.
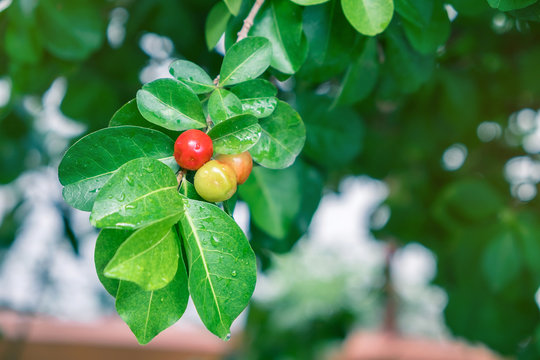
(194, 160), (237, 202)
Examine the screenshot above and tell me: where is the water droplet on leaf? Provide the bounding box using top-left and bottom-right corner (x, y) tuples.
(231, 270), (237, 277)
(126, 176), (134, 186)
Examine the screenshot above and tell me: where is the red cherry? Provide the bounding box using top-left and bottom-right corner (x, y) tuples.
(174, 129), (213, 170)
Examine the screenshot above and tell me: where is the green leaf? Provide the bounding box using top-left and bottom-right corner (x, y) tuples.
(250, 0), (309, 74)
(109, 99), (148, 127)
(219, 37), (272, 86)
(249, 101), (306, 169)
(208, 114), (262, 154)
(90, 158), (184, 229)
(481, 231), (522, 292)
(208, 88), (244, 124)
(104, 218), (180, 291)
(395, 0), (433, 25)
(109, 100), (179, 140)
(384, 24), (434, 93)
(177, 198), (257, 339)
(289, 0), (331, 5)
(238, 166), (301, 239)
(487, 0), (537, 11)
(401, 0), (451, 54)
(298, 95), (364, 167)
(115, 257), (189, 344)
(136, 78), (206, 131)
(169, 60), (215, 94)
(58, 126), (176, 212)
(179, 180), (204, 201)
(341, 0), (395, 36)
(36, 0), (104, 60)
(94, 229), (133, 297)
(335, 37), (379, 104)
(223, 0), (242, 15)
(206, 2), (232, 50)
(5, 20), (42, 64)
(230, 79), (278, 118)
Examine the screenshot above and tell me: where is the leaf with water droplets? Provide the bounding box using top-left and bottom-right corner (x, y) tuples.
(115, 254), (189, 344)
(208, 88), (244, 125)
(169, 60), (215, 94)
(90, 158), (184, 229)
(208, 114), (261, 154)
(104, 216), (181, 291)
(219, 37), (272, 87)
(94, 227), (189, 345)
(249, 101), (306, 169)
(136, 78), (206, 131)
(58, 126), (176, 212)
(230, 79), (278, 118)
(177, 198), (256, 340)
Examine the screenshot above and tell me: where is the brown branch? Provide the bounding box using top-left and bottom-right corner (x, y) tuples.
(236, 0), (265, 42)
(176, 169), (187, 188)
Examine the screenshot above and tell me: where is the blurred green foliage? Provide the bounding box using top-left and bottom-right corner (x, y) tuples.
(2, 0), (540, 358)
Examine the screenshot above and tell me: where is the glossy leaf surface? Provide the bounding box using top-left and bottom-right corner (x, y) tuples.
(136, 78), (206, 131)
(230, 79), (278, 118)
(178, 198), (257, 339)
(249, 101), (305, 169)
(169, 60), (215, 94)
(90, 158), (183, 229)
(341, 0), (394, 36)
(219, 37), (272, 86)
(94, 229), (133, 297)
(208, 114), (261, 154)
(104, 218), (180, 291)
(59, 126), (175, 212)
(208, 88), (244, 124)
(116, 260), (189, 344)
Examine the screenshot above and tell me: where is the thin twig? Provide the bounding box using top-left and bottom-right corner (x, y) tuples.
(237, 0), (265, 42)
(176, 169), (187, 188)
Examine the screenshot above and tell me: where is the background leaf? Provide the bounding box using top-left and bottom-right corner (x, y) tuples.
(90, 158), (184, 229)
(298, 95), (364, 167)
(341, 0), (394, 36)
(481, 230), (523, 292)
(36, 0), (104, 60)
(239, 166), (301, 239)
(208, 114), (262, 154)
(208, 88), (244, 124)
(223, 0), (243, 15)
(249, 101), (306, 169)
(334, 37), (379, 104)
(487, 0), (537, 11)
(136, 78), (206, 131)
(289, 0), (330, 5)
(206, 2), (232, 50)
(250, 0), (309, 74)
(104, 218), (180, 291)
(401, 0), (451, 54)
(219, 37), (272, 86)
(58, 126), (175, 211)
(178, 199), (257, 339)
(169, 60), (215, 94)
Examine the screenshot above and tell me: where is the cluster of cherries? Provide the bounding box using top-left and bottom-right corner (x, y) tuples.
(174, 129), (252, 202)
